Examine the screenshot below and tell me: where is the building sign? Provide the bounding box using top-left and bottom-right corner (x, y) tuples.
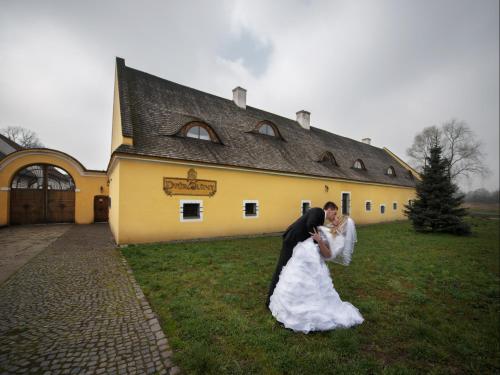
(163, 169), (217, 197)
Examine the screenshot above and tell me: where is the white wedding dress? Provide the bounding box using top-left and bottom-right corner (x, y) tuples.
(269, 218), (364, 333)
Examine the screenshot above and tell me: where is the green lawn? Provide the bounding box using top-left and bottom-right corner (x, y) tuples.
(122, 218), (499, 374)
(464, 203), (500, 219)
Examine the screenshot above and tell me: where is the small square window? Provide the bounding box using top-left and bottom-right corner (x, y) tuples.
(183, 203), (200, 219)
(245, 203), (257, 216)
(180, 200), (203, 222)
(365, 201), (372, 211)
(243, 200), (259, 218)
(380, 205), (386, 214)
(393, 202), (398, 210)
(302, 201), (311, 215)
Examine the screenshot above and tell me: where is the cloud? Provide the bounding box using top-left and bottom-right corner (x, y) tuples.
(0, 0), (498, 190)
(218, 28), (273, 77)
(227, 0), (499, 190)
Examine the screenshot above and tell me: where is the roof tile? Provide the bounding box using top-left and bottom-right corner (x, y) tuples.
(114, 58), (416, 188)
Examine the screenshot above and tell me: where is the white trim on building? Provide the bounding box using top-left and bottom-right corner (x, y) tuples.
(107, 155), (417, 191)
(365, 200), (372, 212)
(242, 200), (259, 219)
(180, 199), (203, 222)
(301, 200), (311, 215)
(341, 191), (351, 215)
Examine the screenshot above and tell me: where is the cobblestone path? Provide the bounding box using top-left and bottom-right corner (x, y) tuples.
(0, 224), (177, 375)
(0, 224), (70, 285)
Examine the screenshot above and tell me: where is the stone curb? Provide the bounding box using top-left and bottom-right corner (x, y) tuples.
(119, 251), (181, 375)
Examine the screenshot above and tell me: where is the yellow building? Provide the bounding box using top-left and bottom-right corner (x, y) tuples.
(108, 58), (418, 244)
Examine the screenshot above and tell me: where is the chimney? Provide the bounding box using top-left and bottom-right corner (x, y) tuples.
(232, 87), (246, 109)
(296, 110), (310, 130)
(362, 137), (371, 145)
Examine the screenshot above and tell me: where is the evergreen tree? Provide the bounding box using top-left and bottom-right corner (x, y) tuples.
(405, 142), (470, 235)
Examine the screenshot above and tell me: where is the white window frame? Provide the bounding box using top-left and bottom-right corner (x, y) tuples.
(243, 200), (259, 219)
(301, 200), (311, 215)
(392, 201), (398, 211)
(180, 200), (203, 222)
(365, 200), (372, 212)
(341, 191), (351, 215)
(380, 204), (386, 214)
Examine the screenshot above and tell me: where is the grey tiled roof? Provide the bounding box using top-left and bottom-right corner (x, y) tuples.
(0, 133), (24, 151)
(114, 58), (416, 188)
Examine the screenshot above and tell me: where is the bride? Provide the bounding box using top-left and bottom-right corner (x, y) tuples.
(268, 215), (364, 333)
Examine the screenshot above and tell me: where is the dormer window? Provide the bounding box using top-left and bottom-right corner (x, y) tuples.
(258, 123), (276, 136)
(187, 126), (210, 140)
(250, 120), (285, 140)
(353, 159), (365, 170)
(318, 151), (338, 167)
(386, 166), (396, 176)
(253, 120), (283, 139)
(407, 170), (414, 180)
(181, 122), (220, 143)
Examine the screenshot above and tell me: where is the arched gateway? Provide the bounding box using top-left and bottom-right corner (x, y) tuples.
(0, 148), (108, 226)
(10, 164), (76, 224)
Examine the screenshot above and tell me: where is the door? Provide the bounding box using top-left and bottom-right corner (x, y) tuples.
(10, 164), (75, 225)
(94, 195), (109, 222)
(341, 192), (351, 215)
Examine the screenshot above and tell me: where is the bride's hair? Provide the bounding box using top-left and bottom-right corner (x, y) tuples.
(337, 215), (348, 227)
(330, 215), (348, 236)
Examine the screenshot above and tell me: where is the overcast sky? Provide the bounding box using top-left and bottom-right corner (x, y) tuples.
(1, 0), (498, 191)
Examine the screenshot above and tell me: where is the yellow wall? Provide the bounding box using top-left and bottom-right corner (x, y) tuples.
(108, 161), (120, 240)
(0, 150), (108, 226)
(109, 156), (416, 244)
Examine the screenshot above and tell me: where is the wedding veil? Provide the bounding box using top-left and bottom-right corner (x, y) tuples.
(318, 217), (357, 266)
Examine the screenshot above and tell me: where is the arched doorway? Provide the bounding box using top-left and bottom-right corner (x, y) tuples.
(10, 164), (76, 224)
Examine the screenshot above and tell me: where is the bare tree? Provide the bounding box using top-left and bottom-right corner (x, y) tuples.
(406, 125), (441, 163)
(407, 119), (489, 182)
(0, 126), (44, 148)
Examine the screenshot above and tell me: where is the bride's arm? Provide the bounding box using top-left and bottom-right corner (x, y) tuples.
(310, 228), (332, 258)
(317, 239), (332, 258)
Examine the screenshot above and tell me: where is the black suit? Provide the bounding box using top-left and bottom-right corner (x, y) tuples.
(266, 207), (325, 306)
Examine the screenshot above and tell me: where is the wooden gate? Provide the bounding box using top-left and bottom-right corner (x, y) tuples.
(93, 195), (109, 222)
(47, 190), (76, 223)
(10, 164), (75, 225)
(9, 189), (45, 225)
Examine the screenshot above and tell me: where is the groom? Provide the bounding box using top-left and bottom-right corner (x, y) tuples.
(266, 201), (339, 307)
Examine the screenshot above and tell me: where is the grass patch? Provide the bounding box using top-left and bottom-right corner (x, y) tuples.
(464, 203), (500, 219)
(122, 218), (499, 374)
